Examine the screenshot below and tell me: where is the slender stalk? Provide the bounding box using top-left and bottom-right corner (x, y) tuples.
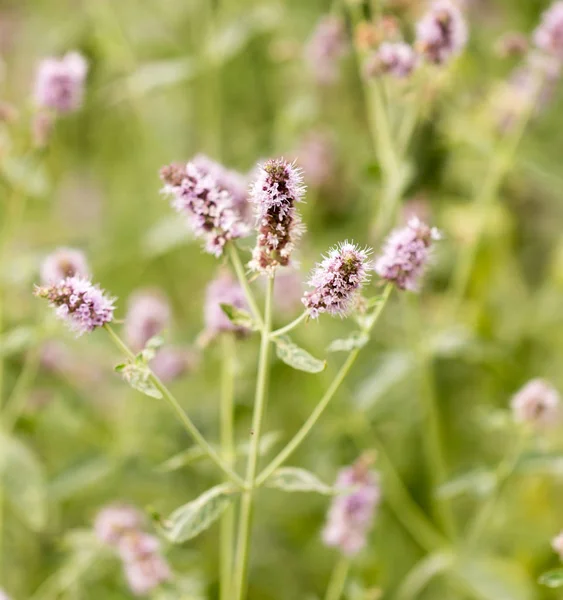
(232, 275), (274, 600)
(104, 324), (245, 489)
(270, 311), (308, 339)
(405, 296), (455, 539)
(228, 244), (263, 328)
(395, 551), (454, 600)
(324, 556), (350, 600)
(220, 334), (236, 600)
(256, 284), (393, 487)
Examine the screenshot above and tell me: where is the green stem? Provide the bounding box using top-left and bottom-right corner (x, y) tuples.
(395, 551), (454, 600)
(232, 275), (274, 600)
(220, 334), (236, 600)
(270, 311), (308, 339)
(104, 324), (245, 489)
(228, 244), (263, 328)
(324, 556), (350, 600)
(256, 284), (393, 487)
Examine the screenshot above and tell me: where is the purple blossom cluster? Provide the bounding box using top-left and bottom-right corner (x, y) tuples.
(204, 270), (250, 337)
(124, 290), (171, 352)
(415, 1), (468, 65)
(34, 51), (88, 114)
(160, 161), (249, 257)
(40, 247), (90, 285)
(365, 42), (419, 78)
(34, 276), (115, 336)
(302, 242), (372, 318)
(249, 158), (306, 274)
(304, 16), (348, 85)
(94, 504), (171, 596)
(534, 1), (563, 58)
(375, 217), (441, 291)
(322, 459), (381, 556)
(510, 378), (560, 427)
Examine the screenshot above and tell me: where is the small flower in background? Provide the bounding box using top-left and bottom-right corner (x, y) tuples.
(495, 32), (529, 58)
(534, 1), (563, 59)
(150, 346), (198, 382)
(375, 217), (441, 291)
(94, 505), (142, 546)
(34, 51), (88, 114)
(302, 242), (372, 319)
(0, 590), (10, 600)
(249, 158), (306, 274)
(124, 290), (171, 352)
(355, 16), (401, 52)
(322, 456), (381, 556)
(118, 532), (161, 563)
(273, 270), (304, 315)
(34, 276), (115, 335)
(160, 161), (249, 257)
(204, 270), (249, 338)
(124, 552), (172, 596)
(295, 131), (335, 189)
(40, 247), (89, 285)
(304, 15), (348, 85)
(510, 378), (560, 427)
(415, 0), (468, 65)
(552, 530), (563, 559)
(365, 42), (418, 78)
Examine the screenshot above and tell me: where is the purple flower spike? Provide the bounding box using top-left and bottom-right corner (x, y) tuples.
(34, 276), (115, 335)
(34, 51), (88, 113)
(302, 242), (372, 319)
(249, 158), (306, 274)
(416, 1), (468, 65)
(375, 217), (440, 291)
(322, 458), (381, 556)
(511, 378), (560, 428)
(40, 247), (89, 284)
(534, 2), (563, 58)
(365, 42), (419, 78)
(160, 161), (249, 257)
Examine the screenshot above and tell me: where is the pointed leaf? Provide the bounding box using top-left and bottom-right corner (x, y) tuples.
(139, 335), (165, 362)
(265, 467), (333, 495)
(274, 335), (326, 373)
(437, 468), (495, 500)
(116, 361), (162, 399)
(539, 569), (563, 588)
(327, 331), (369, 353)
(162, 484), (237, 543)
(219, 303), (256, 330)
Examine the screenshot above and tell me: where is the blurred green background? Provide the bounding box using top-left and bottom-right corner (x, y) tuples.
(3, 0), (563, 598)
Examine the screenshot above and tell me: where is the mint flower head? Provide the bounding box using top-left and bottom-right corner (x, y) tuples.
(204, 271), (249, 337)
(34, 51), (88, 114)
(94, 505), (143, 546)
(534, 2), (563, 58)
(322, 458), (381, 556)
(249, 158), (306, 274)
(124, 290), (171, 352)
(34, 276), (115, 335)
(160, 161), (249, 257)
(416, 0), (468, 65)
(302, 242), (372, 319)
(365, 42), (419, 79)
(40, 247), (90, 285)
(375, 217), (440, 292)
(510, 378), (560, 428)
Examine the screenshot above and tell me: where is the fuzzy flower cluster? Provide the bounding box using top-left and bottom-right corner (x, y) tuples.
(124, 290), (171, 352)
(204, 271), (249, 338)
(95, 504), (171, 596)
(375, 217), (440, 291)
(40, 247), (90, 285)
(534, 1), (563, 59)
(249, 158), (306, 274)
(416, 1), (468, 65)
(302, 242), (372, 318)
(34, 276), (115, 336)
(322, 458), (381, 556)
(34, 51), (88, 113)
(304, 16), (348, 85)
(160, 161), (249, 257)
(510, 378), (560, 427)
(365, 42), (418, 78)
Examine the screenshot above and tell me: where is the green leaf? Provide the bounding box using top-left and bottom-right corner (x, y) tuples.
(539, 569), (563, 588)
(161, 484), (236, 543)
(116, 361), (162, 399)
(327, 331), (369, 353)
(265, 467), (333, 495)
(139, 335), (165, 362)
(274, 335), (326, 373)
(437, 468), (495, 500)
(0, 325), (37, 358)
(220, 303), (256, 330)
(0, 432), (48, 531)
